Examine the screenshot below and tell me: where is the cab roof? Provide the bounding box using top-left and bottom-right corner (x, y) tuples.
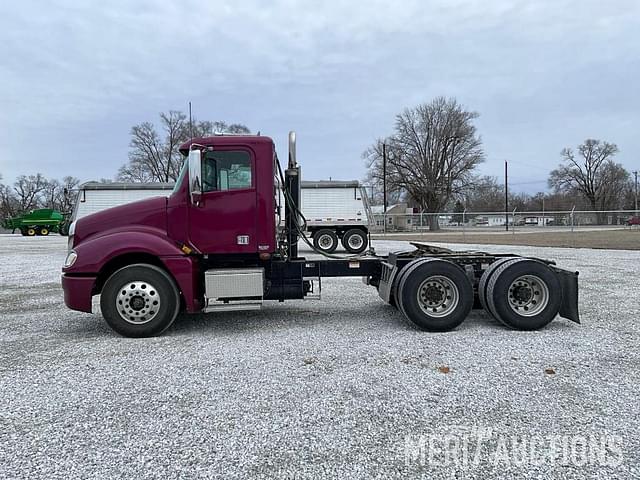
(179, 135), (273, 155)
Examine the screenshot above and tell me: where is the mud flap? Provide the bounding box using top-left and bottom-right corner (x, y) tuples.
(553, 267), (580, 324)
(377, 261), (398, 303)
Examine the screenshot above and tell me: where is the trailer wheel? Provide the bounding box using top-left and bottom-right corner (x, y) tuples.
(26, 228), (37, 236)
(100, 264), (180, 338)
(397, 259), (473, 332)
(38, 227), (50, 236)
(341, 229), (367, 254)
(478, 257), (514, 316)
(486, 259), (561, 330)
(20, 228), (27, 236)
(313, 229), (338, 253)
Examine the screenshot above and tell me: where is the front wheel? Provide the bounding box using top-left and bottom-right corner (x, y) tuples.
(100, 264), (180, 337)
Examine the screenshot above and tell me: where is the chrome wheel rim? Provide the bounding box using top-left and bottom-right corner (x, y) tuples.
(507, 275), (549, 316)
(116, 281), (160, 324)
(347, 234), (364, 250)
(318, 234), (334, 249)
(417, 275), (459, 317)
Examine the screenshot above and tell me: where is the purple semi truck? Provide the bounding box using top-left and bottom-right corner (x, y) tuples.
(62, 132), (579, 337)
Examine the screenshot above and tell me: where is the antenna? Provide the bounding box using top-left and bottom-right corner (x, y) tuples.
(189, 101), (193, 143)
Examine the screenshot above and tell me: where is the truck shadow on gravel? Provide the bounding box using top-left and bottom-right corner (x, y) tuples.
(159, 303), (577, 337)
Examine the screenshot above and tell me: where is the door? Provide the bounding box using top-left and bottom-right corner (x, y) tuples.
(189, 147), (257, 254)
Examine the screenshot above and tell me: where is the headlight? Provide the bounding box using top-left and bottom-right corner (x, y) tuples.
(64, 251), (78, 268)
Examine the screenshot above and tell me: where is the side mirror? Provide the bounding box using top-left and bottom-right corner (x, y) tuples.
(189, 149), (202, 205)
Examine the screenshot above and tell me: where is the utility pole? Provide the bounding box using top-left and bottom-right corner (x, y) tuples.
(634, 170), (638, 215)
(382, 143), (388, 234)
(382, 143), (388, 214)
(504, 160), (509, 231)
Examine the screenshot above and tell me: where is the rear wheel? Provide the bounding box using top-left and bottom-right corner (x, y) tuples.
(38, 227), (50, 236)
(478, 257), (514, 316)
(26, 227), (37, 236)
(486, 259), (561, 330)
(341, 229), (368, 254)
(313, 229), (338, 253)
(100, 264), (180, 337)
(397, 259), (473, 331)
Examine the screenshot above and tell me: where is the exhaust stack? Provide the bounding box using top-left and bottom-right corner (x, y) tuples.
(285, 131), (301, 259)
(288, 131), (297, 168)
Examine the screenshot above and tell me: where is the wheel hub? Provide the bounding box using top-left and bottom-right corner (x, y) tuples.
(116, 281), (160, 324)
(319, 235), (332, 248)
(512, 285), (533, 303)
(507, 275), (549, 317)
(424, 285), (444, 303)
(348, 235), (363, 249)
(417, 276), (459, 318)
(130, 296), (145, 311)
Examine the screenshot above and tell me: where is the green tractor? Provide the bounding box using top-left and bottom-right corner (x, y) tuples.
(2, 209), (70, 236)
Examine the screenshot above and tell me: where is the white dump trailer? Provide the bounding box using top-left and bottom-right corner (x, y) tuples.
(74, 180), (372, 253)
(73, 183), (175, 220)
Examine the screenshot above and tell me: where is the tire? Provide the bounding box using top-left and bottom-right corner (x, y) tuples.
(100, 264), (180, 338)
(26, 228), (37, 236)
(397, 259), (474, 332)
(393, 258), (431, 316)
(38, 227), (50, 236)
(59, 223), (69, 236)
(20, 228), (27, 236)
(313, 229), (338, 253)
(486, 259), (561, 330)
(341, 229), (368, 254)
(478, 257), (515, 316)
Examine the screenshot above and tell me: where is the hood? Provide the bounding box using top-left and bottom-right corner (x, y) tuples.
(74, 196), (168, 244)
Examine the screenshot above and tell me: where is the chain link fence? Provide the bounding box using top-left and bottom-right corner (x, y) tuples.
(369, 210), (640, 233)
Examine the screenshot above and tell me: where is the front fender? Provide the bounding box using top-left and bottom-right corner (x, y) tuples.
(63, 230), (202, 313)
(65, 229), (184, 274)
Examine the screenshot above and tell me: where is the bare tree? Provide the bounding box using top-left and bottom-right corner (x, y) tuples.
(549, 139), (628, 223)
(57, 176), (80, 213)
(364, 97), (484, 230)
(43, 179), (62, 210)
(0, 175), (19, 219)
(13, 174), (47, 212)
(461, 175), (504, 212)
(118, 111), (250, 183)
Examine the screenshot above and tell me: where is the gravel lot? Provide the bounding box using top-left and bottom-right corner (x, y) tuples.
(1, 235), (638, 479)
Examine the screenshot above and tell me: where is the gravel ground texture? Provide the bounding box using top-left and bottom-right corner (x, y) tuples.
(0, 235), (638, 479)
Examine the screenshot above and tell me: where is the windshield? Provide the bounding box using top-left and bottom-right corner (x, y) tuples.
(172, 160), (188, 194)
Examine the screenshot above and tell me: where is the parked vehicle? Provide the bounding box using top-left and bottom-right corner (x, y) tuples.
(2, 208), (69, 236)
(624, 216), (640, 226)
(75, 180), (371, 254)
(61, 132), (580, 337)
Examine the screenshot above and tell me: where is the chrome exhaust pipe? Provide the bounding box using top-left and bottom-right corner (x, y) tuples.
(288, 131), (297, 168)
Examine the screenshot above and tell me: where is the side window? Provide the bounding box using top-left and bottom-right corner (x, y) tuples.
(203, 150), (252, 192)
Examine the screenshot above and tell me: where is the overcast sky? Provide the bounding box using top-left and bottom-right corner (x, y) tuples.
(1, 0), (638, 192)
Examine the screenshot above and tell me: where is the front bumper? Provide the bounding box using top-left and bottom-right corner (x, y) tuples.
(61, 274), (96, 313)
